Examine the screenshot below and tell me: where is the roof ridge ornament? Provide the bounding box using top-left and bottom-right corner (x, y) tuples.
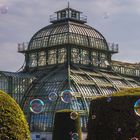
(68, 1), (70, 9)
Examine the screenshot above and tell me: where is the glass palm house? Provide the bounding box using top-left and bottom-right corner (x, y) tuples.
(0, 6), (140, 134)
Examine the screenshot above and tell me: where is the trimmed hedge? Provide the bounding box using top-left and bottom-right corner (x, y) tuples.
(0, 90), (31, 140)
(87, 88), (140, 140)
(52, 109), (82, 140)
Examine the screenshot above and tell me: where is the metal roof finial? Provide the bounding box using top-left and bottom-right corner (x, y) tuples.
(68, 1), (70, 9)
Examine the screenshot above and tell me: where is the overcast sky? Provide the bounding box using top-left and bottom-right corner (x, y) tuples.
(0, 0), (140, 72)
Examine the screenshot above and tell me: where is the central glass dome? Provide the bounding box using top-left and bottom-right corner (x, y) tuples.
(19, 6), (113, 70)
(28, 21), (108, 51)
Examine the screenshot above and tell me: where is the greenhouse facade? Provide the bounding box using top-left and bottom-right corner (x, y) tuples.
(0, 5), (140, 139)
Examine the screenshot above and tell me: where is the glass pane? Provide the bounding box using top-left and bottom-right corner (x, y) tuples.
(48, 49), (56, 64)
(80, 50), (89, 65)
(49, 33), (68, 46)
(38, 51), (46, 66)
(30, 38), (43, 50)
(69, 33), (88, 46)
(100, 53), (107, 67)
(0, 75), (8, 92)
(71, 48), (79, 63)
(29, 53), (37, 67)
(58, 48), (66, 63)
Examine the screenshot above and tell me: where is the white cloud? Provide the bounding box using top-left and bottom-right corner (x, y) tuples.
(0, 0), (140, 72)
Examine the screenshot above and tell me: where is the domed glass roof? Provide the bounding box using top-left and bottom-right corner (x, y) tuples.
(28, 21), (108, 51)
(21, 66), (140, 132)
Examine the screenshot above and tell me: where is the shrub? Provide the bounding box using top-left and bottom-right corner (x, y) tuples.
(52, 109), (82, 140)
(0, 90), (31, 140)
(87, 88), (140, 140)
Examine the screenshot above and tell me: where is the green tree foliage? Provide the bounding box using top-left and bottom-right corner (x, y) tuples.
(0, 90), (31, 140)
(87, 88), (140, 140)
(52, 109), (82, 140)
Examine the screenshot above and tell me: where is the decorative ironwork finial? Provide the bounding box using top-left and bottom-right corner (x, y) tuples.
(68, 1), (70, 8)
